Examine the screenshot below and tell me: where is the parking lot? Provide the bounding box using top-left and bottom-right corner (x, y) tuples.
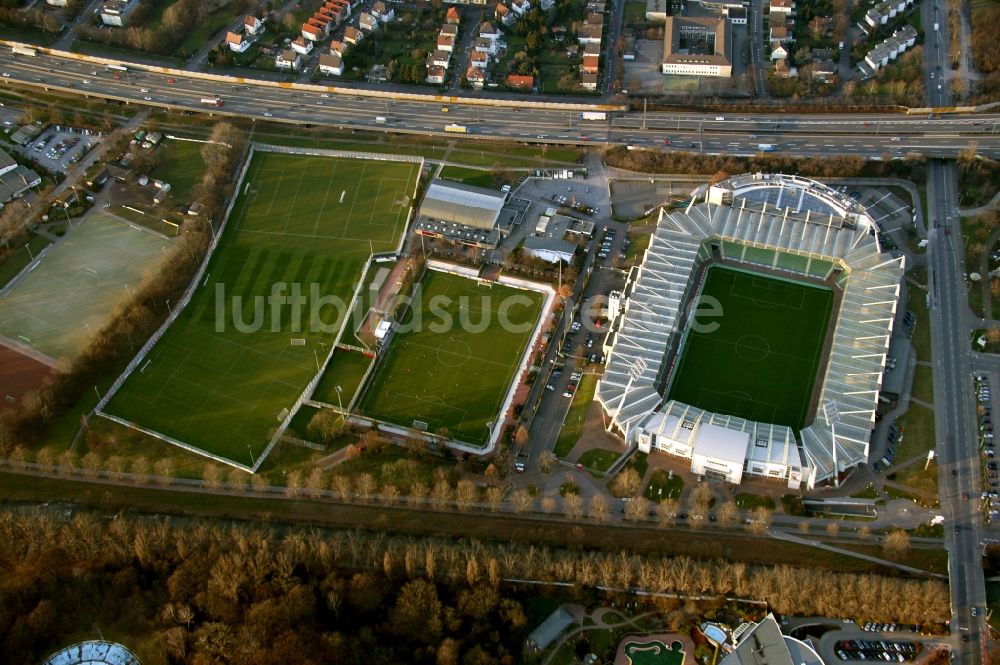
(834, 638), (920, 663)
(974, 373), (1000, 524)
(23, 126), (102, 174)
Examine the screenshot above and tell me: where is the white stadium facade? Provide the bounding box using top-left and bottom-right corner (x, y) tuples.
(597, 173), (904, 489)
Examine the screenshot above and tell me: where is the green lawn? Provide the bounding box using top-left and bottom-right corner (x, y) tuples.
(153, 139), (206, 202)
(734, 493), (776, 510)
(312, 348), (373, 407)
(359, 270), (544, 445)
(911, 364), (934, 404)
(667, 265), (834, 430)
(553, 373), (598, 457)
(577, 447), (620, 473)
(643, 469), (683, 502)
(0, 231), (51, 289)
(893, 402), (936, 462)
(625, 641), (685, 665)
(104, 151), (420, 465)
(438, 166), (494, 188)
(177, 5), (239, 57)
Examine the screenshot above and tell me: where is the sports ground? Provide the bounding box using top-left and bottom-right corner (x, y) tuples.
(0, 211), (173, 360)
(104, 152), (419, 465)
(359, 269), (544, 445)
(667, 265), (834, 430)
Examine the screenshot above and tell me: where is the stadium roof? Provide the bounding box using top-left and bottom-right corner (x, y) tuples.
(721, 615), (795, 665)
(692, 422), (749, 465)
(598, 174), (903, 487)
(43, 641), (141, 665)
(420, 179), (507, 231)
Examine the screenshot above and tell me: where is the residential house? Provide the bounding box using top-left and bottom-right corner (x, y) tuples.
(770, 44), (788, 60)
(577, 25), (603, 44)
(226, 31), (250, 53)
(471, 50), (489, 68)
(344, 26), (363, 44)
(245, 15), (265, 35)
(585, 11), (602, 25)
(275, 49), (302, 70)
(440, 23), (459, 38)
(301, 22), (325, 41)
(540, 0), (555, 9)
(727, 6), (747, 23)
(100, 0), (139, 26)
(582, 54), (599, 74)
(372, 1), (394, 22)
(581, 72), (598, 90)
(319, 3), (346, 25)
(291, 36), (314, 55)
(318, 52), (344, 75)
(446, 6), (461, 23)
(474, 37), (496, 55)
(426, 65), (447, 84)
(496, 3), (515, 26)
(429, 49), (452, 67)
(584, 42), (601, 56)
(769, 11), (786, 27)
(309, 14), (332, 33)
(769, 0), (793, 13)
(479, 21), (500, 41)
(359, 12), (378, 31)
(511, 0), (531, 15)
(466, 66), (485, 89)
(437, 34), (455, 51)
(768, 24), (790, 44)
(507, 74), (534, 89)
(811, 59), (837, 81)
(329, 40), (347, 56)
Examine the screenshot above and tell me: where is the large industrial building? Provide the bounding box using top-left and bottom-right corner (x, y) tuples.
(597, 174), (904, 489)
(414, 179), (511, 247)
(0, 147), (41, 208)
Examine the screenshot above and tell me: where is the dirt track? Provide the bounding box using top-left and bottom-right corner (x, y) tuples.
(0, 340), (54, 411)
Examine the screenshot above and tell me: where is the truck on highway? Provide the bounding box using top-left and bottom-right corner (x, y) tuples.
(375, 116), (387, 124)
(757, 143), (776, 152)
(11, 45), (37, 57)
(933, 21), (939, 30)
(200, 97), (224, 107)
(580, 111), (607, 121)
(444, 124), (467, 133)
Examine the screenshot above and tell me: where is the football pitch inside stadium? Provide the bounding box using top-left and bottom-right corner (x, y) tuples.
(667, 265), (834, 430)
(359, 270), (544, 446)
(104, 151), (419, 465)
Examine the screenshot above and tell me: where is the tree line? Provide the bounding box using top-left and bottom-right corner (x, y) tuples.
(0, 507), (949, 664)
(0, 122), (247, 456)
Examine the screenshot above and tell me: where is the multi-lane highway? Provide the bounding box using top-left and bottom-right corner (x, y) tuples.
(1, 46), (1000, 158)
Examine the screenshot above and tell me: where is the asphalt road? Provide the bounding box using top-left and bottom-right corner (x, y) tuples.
(1, 49), (1000, 158)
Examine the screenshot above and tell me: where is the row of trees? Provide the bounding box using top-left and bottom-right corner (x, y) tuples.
(602, 146), (930, 182)
(0, 507), (951, 664)
(0, 122), (247, 456)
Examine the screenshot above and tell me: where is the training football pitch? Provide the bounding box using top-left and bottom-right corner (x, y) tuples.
(667, 265), (834, 430)
(359, 270), (544, 445)
(104, 151), (419, 465)
(0, 211), (172, 360)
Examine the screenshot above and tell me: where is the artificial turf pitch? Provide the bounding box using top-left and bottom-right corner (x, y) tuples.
(667, 265), (833, 430)
(104, 152), (419, 465)
(359, 269), (543, 446)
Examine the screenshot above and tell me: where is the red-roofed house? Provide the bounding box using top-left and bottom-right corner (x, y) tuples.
(244, 15), (265, 36)
(507, 74), (534, 89)
(582, 54), (599, 73)
(359, 11), (378, 31)
(470, 50), (488, 68)
(426, 65), (446, 84)
(466, 65), (485, 89)
(226, 31), (250, 53)
(301, 22), (324, 41)
(581, 72), (598, 90)
(446, 6), (461, 23)
(291, 36), (314, 55)
(437, 34), (455, 51)
(329, 39), (347, 55)
(372, 1), (394, 22)
(344, 26), (363, 44)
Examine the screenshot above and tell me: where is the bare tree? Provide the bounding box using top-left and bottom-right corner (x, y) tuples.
(511, 489), (533, 513)
(455, 480), (478, 511)
(883, 529), (911, 558)
(717, 500), (740, 528)
(624, 496), (649, 522)
(826, 522), (841, 538)
(798, 520), (811, 534)
(589, 494), (610, 522)
(690, 482), (712, 510)
(153, 458), (174, 483)
(747, 506), (773, 535)
(356, 473), (376, 502)
(611, 467), (642, 498)
(431, 480), (453, 508)
(564, 492), (583, 519)
(657, 498), (678, 527)
(485, 485), (504, 511)
(538, 450), (556, 473)
(540, 496), (557, 513)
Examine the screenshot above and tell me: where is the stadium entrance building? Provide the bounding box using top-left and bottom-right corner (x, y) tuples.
(597, 174), (904, 489)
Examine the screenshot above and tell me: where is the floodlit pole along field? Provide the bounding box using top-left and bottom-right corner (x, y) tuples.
(103, 151), (420, 466)
(358, 269), (544, 446)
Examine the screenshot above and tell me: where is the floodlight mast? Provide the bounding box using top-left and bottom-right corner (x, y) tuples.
(822, 400), (841, 488)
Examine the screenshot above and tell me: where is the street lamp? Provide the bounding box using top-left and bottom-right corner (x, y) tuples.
(335, 385), (343, 413)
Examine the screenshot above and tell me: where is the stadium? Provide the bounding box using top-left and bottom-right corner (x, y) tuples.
(596, 173), (904, 489)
